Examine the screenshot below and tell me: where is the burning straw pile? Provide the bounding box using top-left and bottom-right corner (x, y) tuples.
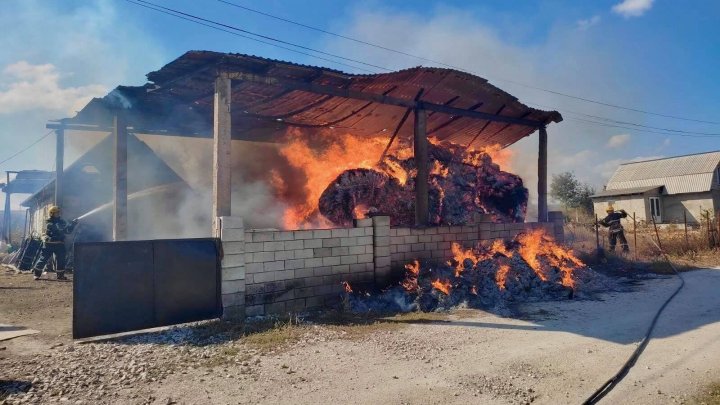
(343, 229), (609, 313)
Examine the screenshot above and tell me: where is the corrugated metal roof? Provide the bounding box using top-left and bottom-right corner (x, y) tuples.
(59, 51), (562, 149)
(605, 151), (720, 194)
(591, 185), (662, 198)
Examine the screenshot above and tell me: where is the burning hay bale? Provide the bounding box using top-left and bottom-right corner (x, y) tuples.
(343, 229), (610, 313)
(319, 142), (528, 227)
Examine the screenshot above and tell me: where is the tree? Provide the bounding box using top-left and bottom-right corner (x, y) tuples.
(550, 172), (595, 221)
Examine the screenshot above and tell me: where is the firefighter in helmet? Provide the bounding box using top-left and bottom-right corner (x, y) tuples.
(598, 204), (629, 252)
(32, 206), (78, 280)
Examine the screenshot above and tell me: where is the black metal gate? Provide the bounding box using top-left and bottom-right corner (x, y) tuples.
(73, 238), (221, 338)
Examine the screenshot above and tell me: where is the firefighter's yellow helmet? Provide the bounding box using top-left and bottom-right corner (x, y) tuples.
(606, 204), (615, 213)
(48, 206), (61, 217)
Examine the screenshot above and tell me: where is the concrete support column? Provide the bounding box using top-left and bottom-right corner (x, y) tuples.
(218, 216), (246, 321)
(414, 108), (429, 226)
(213, 74), (232, 236)
(2, 172), (10, 243)
(113, 115), (127, 241)
(55, 129), (64, 208)
(538, 125), (548, 222)
(548, 211), (565, 243)
(371, 216), (391, 287)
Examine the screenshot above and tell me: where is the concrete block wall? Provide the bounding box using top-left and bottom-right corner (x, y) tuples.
(389, 211), (565, 270)
(243, 219), (375, 316)
(217, 216), (246, 321)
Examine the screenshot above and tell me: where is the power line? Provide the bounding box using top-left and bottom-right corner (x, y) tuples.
(215, 0), (720, 125)
(125, 1), (376, 73)
(526, 102), (720, 137)
(0, 130), (54, 167)
(131, 0), (390, 73)
(565, 117), (719, 138)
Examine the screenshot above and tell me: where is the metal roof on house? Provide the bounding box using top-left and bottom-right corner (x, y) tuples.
(52, 50), (561, 149)
(0, 171), (53, 194)
(591, 185), (662, 198)
(605, 150), (720, 195)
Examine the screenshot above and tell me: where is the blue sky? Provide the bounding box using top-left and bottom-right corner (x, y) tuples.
(1, 0), (719, 209)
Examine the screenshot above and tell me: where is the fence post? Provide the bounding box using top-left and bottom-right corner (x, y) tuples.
(716, 210), (720, 248)
(633, 212), (637, 261)
(595, 213), (600, 251)
(651, 214), (664, 253)
(706, 210), (712, 249)
(683, 211), (689, 251)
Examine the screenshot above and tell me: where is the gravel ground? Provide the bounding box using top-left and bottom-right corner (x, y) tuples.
(2, 267), (720, 404)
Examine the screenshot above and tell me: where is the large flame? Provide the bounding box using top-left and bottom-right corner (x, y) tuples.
(431, 279), (452, 295)
(401, 260), (420, 292)
(516, 229), (583, 289)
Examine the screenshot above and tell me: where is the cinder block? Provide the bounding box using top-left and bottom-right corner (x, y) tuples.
(284, 240), (304, 250)
(390, 245), (397, 254)
(219, 216), (244, 229)
(294, 267), (314, 278)
(395, 228), (411, 236)
(306, 296), (324, 308)
(222, 305), (245, 321)
(357, 236), (373, 245)
(222, 228), (245, 242)
(349, 263), (366, 273)
(274, 250), (295, 261)
(293, 230), (314, 240)
(263, 241), (284, 251)
(265, 301), (287, 315)
(304, 239), (322, 249)
(410, 243), (424, 252)
(390, 236), (404, 245)
(396, 244), (411, 253)
(357, 253), (373, 263)
(373, 227), (389, 237)
(341, 255), (358, 265)
(245, 274), (254, 284)
(263, 261), (284, 272)
(404, 235), (419, 244)
(322, 256), (341, 266)
(437, 227), (450, 234)
(462, 226), (476, 233)
(364, 227), (373, 236)
(371, 216), (390, 226)
(222, 265), (245, 281)
(348, 228), (365, 237)
(222, 279), (246, 294)
(222, 292), (244, 307)
(389, 229), (397, 237)
(251, 231), (274, 242)
(313, 266), (332, 276)
(287, 298), (307, 312)
(331, 247), (350, 256)
(375, 256), (391, 267)
(418, 235), (432, 243)
(423, 227), (438, 235)
(244, 242), (263, 253)
(313, 247), (332, 257)
(331, 264), (350, 274)
(273, 231), (294, 241)
(302, 276), (324, 287)
(374, 236), (390, 246)
(246, 262), (263, 274)
(340, 237), (359, 247)
(366, 245), (374, 254)
(222, 253), (245, 268)
(355, 218), (373, 227)
(276, 269), (295, 280)
(313, 229), (332, 239)
(450, 226), (462, 233)
(348, 245), (366, 255)
(223, 241), (244, 255)
(322, 238), (341, 248)
(423, 242), (438, 251)
(294, 249), (314, 259)
(285, 258), (305, 270)
(331, 228), (349, 238)
(245, 305), (264, 317)
(374, 246), (390, 257)
(251, 251), (275, 263)
(304, 257), (323, 268)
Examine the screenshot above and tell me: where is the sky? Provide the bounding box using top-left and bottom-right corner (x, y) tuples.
(1, 0), (719, 210)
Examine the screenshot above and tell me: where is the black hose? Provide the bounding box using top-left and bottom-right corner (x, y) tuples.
(582, 237), (685, 404)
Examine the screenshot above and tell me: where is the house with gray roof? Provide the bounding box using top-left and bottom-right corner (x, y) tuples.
(592, 151), (720, 224)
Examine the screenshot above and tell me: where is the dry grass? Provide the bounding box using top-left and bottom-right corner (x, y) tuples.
(693, 381), (720, 405)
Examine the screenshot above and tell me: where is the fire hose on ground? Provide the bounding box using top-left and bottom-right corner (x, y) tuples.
(582, 221), (686, 404)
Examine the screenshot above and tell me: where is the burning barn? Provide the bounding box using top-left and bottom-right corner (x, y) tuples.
(44, 51), (571, 319)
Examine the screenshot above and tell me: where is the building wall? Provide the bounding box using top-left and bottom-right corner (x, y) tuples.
(662, 192), (717, 223)
(218, 212), (565, 318)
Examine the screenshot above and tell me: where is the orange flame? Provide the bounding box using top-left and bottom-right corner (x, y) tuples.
(516, 229), (583, 288)
(496, 264), (510, 291)
(401, 260), (420, 292)
(431, 279), (452, 295)
(449, 242), (480, 277)
(342, 281), (353, 293)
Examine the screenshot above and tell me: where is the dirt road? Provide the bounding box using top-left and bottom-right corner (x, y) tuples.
(2, 268), (719, 404)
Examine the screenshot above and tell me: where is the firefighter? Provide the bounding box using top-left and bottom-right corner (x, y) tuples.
(598, 204), (629, 253)
(32, 206), (78, 280)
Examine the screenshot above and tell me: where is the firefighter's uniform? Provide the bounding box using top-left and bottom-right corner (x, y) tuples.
(33, 206), (78, 280)
(599, 204), (629, 252)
